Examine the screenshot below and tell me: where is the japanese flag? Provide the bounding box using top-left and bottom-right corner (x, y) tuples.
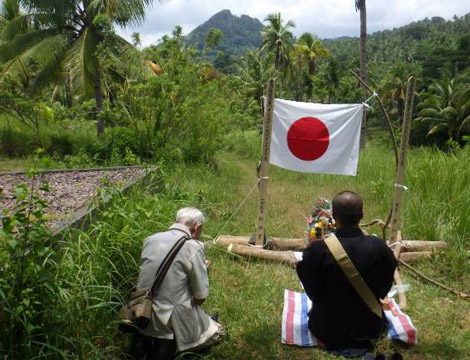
(269, 98), (363, 176)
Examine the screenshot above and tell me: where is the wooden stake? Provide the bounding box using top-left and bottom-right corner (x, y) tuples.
(255, 79), (275, 246)
(389, 77), (416, 244)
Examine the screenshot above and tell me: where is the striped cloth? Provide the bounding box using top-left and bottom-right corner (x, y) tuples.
(281, 290), (417, 347)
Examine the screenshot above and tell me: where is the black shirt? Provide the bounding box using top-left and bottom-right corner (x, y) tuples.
(296, 227), (397, 349)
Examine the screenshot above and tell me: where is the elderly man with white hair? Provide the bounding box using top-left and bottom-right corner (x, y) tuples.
(136, 207), (224, 359)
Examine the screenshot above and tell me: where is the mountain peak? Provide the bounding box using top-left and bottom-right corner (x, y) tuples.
(185, 10), (263, 58)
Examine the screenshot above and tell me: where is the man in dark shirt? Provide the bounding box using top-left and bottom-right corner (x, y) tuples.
(297, 191), (397, 352)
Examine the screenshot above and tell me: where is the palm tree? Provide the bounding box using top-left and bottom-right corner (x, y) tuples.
(238, 50), (271, 102)
(0, 0), (157, 136)
(296, 33), (330, 76)
(355, 0), (367, 148)
(259, 12), (295, 73)
(414, 78), (470, 141)
(295, 32), (329, 101)
(380, 62), (418, 124)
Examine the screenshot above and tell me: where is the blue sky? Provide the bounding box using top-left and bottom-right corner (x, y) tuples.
(117, 0), (470, 47)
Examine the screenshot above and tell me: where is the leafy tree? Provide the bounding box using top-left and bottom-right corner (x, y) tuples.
(0, 0), (158, 136)
(203, 27), (223, 58)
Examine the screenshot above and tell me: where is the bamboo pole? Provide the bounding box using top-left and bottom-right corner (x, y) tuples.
(255, 79), (275, 246)
(392, 231), (407, 308)
(389, 77), (415, 309)
(389, 77), (416, 245)
(399, 259), (470, 299)
(349, 70), (398, 168)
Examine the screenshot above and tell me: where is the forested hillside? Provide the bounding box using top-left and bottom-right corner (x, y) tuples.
(185, 9), (263, 59)
(326, 14), (470, 79)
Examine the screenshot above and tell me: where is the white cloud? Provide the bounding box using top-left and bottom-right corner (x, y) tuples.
(117, 0), (470, 46)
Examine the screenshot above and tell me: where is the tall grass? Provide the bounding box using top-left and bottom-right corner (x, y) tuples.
(2, 134), (469, 359)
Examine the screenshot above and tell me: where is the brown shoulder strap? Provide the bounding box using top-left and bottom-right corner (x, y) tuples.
(149, 235), (190, 296)
(324, 234), (383, 319)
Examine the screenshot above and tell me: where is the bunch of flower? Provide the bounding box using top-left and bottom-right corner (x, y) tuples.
(307, 197), (336, 241)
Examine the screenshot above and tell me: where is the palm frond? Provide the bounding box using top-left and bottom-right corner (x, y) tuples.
(65, 27), (97, 98)
(0, 13), (31, 41)
(0, 33), (67, 83)
(457, 114), (470, 137)
(88, 0), (158, 27)
(30, 44), (67, 93)
(0, 27), (59, 63)
(427, 123), (448, 136)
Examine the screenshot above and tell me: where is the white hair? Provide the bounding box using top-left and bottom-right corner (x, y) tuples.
(176, 207), (205, 226)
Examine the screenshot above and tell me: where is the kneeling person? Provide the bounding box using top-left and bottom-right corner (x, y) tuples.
(137, 207), (223, 358)
(297, 191), (396, 353)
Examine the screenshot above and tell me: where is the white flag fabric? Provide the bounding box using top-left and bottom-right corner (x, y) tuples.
(270, 98), (363, 176)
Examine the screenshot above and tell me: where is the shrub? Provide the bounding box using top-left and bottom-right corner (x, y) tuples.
(46, 133), (75, 157)
(0, 128), (33, 157)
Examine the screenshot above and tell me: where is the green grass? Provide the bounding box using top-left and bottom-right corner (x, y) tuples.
(162, 136), (470, 360)
(3, 132), (470, 359)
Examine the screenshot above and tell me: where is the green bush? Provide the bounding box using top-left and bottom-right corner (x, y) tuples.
(46, 132), (75, 157)
(0, 128), (33, 157)
(93, 126), (149, 163)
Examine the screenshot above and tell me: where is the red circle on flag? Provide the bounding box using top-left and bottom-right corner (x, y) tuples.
(287, 117), (329, 161)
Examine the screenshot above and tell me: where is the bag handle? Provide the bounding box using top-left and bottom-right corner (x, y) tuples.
(149, 234), (190, 297)
(324, 234), (383, 319)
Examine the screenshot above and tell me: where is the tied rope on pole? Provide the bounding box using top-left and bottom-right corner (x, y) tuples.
(212, 179), (260, 243)
(362, 91), (378, 109)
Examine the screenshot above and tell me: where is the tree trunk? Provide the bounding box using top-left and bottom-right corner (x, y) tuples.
(65, 75), (73, 108)
(308, 59), (316, 75)
(275, 45), (281, 72)
(296, 56), (302, 101)
(94, 69), (105, 137)
(359, 0), (368, 149)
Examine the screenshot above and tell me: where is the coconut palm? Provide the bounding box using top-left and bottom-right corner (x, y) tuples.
(296, 33), (330, 76)
(0, 0), (157, 136)
(259, 12), (295, 73)
(414, 78), (470, 141)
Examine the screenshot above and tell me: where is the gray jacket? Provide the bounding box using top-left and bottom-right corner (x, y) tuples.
(137, 223), (218, 351)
